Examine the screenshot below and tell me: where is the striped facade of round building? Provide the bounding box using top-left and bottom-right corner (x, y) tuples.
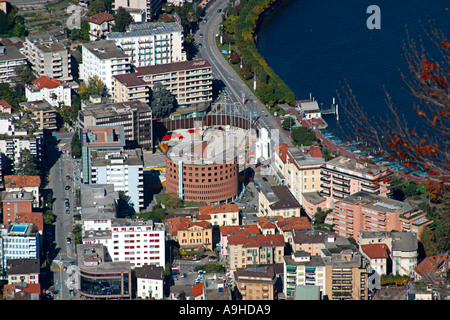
(165, 140), (239, 204)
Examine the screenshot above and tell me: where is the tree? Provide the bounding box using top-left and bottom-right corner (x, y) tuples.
(291, 126), (317, 147)
(112, 7), (133, 32)
(337, 25), (449, 178)
(70, 20), (90, 42)
(71, 132), (81, 159)
(151, 82), (176, 118)
(281, 117), (293, 131)
(78, 76), (106, 99)
(43, 210), (55, 224)
(15, 149), (39, 176)
(13, 64), (35, 96)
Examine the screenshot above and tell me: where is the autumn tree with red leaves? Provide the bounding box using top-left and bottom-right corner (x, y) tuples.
(337, 27), (449, 181)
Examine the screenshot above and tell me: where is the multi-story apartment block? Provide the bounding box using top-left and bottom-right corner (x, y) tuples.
(113, 59), (213, 108)
(166, 216), (213, 250)
(273, 142), (325, 206)
(25, 75), (71, 107)
(80, 40), (131, 94)
(20, 100), (59, 130)
(90, 149), (144, 213)
(1, 191), (34, 224)
(23, 35), (72, 81)
(0, 43), (27, 85)
(0, 223), (40, 272)
(6, 258), (41, 286)
(218, 224), (260, 259)
(107, 21), (186, 67)
(113, 0), (163, 22)
(284, 251), (326, 299)
(359, 230), (419, 277)
(319, 156), (392, 208)
(78, 100), (152, 149)
(234, 264), (280, 300)
(0, 132), (43, 173)
(328, 191), (432, 240)
(227, 233), (285, 271)
(80, 126), (126, 185)
(108, 219), (165, 268)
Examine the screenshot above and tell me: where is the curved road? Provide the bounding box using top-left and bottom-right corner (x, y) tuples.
(195, 0), (293, 147)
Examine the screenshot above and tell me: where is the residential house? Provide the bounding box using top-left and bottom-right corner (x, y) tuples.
(113, 0), (163, 22)
(360, 243), (390, 277)
(84, 12), (115, 41)
(234, 264), (280, 300)
(166, 216), (213, 250)
(227, 233), (284, 271)
(25, 75), (71, 107)
(135, 264), (164, 299)
(218, 224), (259, 259)
(4, 175), (41, 208)
(198, 204), (240, 227)
(258, 185), (302, 218)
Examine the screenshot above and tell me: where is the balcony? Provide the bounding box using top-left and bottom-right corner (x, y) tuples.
(332, 188), (350, 196)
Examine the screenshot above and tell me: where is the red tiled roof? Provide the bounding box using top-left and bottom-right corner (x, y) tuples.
(192, 282), (203, 297)
(31, 76), (62, 90)
(219, 224), (260, 237)
(276, 216), (312, 232)
(16, 212), (44, 232)
(0, 100), (12, 109)
(84, 12), (115, 25)
(198, 204), (239, 215)
(228, 233), (284, 248)
(258, 217), (276, 229)
(414, 254), (450, 276)
(308, 142), (323, 158)
(165, 217), (212, 236)
(4, 175), (41, 188)
(360, 244), (389, 259)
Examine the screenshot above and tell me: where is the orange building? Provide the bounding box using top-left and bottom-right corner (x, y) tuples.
(166, 216), (213, 250)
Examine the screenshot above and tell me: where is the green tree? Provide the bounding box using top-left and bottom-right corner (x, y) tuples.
(281, 117), (293, 131)
(70, 20), (90, 42)
(151, 82), (176, 118)
(15, 149), (40, 176)
(291, 126), (317, 147)
(43, 210), (55, 224)
(78, 76), (106, 99)
(112, 7), (133, 32)
(71, 132), (81, 158)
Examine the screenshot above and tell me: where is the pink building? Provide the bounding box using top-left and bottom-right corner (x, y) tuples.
(328, 191), (432, 241)
(218, 224), (259, 258)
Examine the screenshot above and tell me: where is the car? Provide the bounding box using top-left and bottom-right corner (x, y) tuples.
(65, 209), (70, 214)
(198, 43), (202, 48)
(65, 198), (69, 202)
(199, 33), (203, 37)
(65, 186), (70, 190)
(217, 9), (222, 13)
(180, 273), (187, 278)
(67, 237), (71, 243)
(208, 256), (217, 261)
(66, 175), (70, 180)
(203, 18), (207, 23)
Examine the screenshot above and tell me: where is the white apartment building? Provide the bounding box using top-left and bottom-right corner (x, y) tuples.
(0, 133), (43, 172)
(113, 0), (163, 22)
(90, 149), (144, 213)
(80, 40), (131, 94)
(0, 223), (40, 272)
(107, 22), (186, 68)
(25, 75), (71, 107)
(22, 35), (72, 81)
(0, 43), (27, 85)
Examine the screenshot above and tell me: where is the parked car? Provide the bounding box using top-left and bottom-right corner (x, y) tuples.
(65, 209), (70, 214)
(65, 186), (70, 190)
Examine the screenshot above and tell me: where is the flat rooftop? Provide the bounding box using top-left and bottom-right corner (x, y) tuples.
(83, 40), (129, 60)
(108, 22), (183, 39)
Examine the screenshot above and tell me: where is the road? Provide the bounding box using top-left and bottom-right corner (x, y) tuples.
(194, 0), (292, 147)
(45, 132), (80, 300)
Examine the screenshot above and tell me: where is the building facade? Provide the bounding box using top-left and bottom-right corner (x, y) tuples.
(81, 40), (131, 94)
(113, 0), (163, 22)
(328, 191), (431, 240)
(78, 100), (152, 149)
(90, 149), (144, 213)
(0, 43), (27, 85)
(25, 75), (71, 107)
(107, 21), (186, 67)
(20, 100), (59, 130)
(23, 35), (72, 81)
(165, 140), (239, 205)
(113, 59), (213, 108)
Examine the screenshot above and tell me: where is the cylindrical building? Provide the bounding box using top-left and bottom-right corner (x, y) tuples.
(165, 139), (239, 204)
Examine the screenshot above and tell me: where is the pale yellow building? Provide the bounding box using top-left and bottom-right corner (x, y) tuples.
(166, 216), (213, 250)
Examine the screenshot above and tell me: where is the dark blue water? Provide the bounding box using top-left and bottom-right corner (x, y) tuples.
(257, 0), (450, 138)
